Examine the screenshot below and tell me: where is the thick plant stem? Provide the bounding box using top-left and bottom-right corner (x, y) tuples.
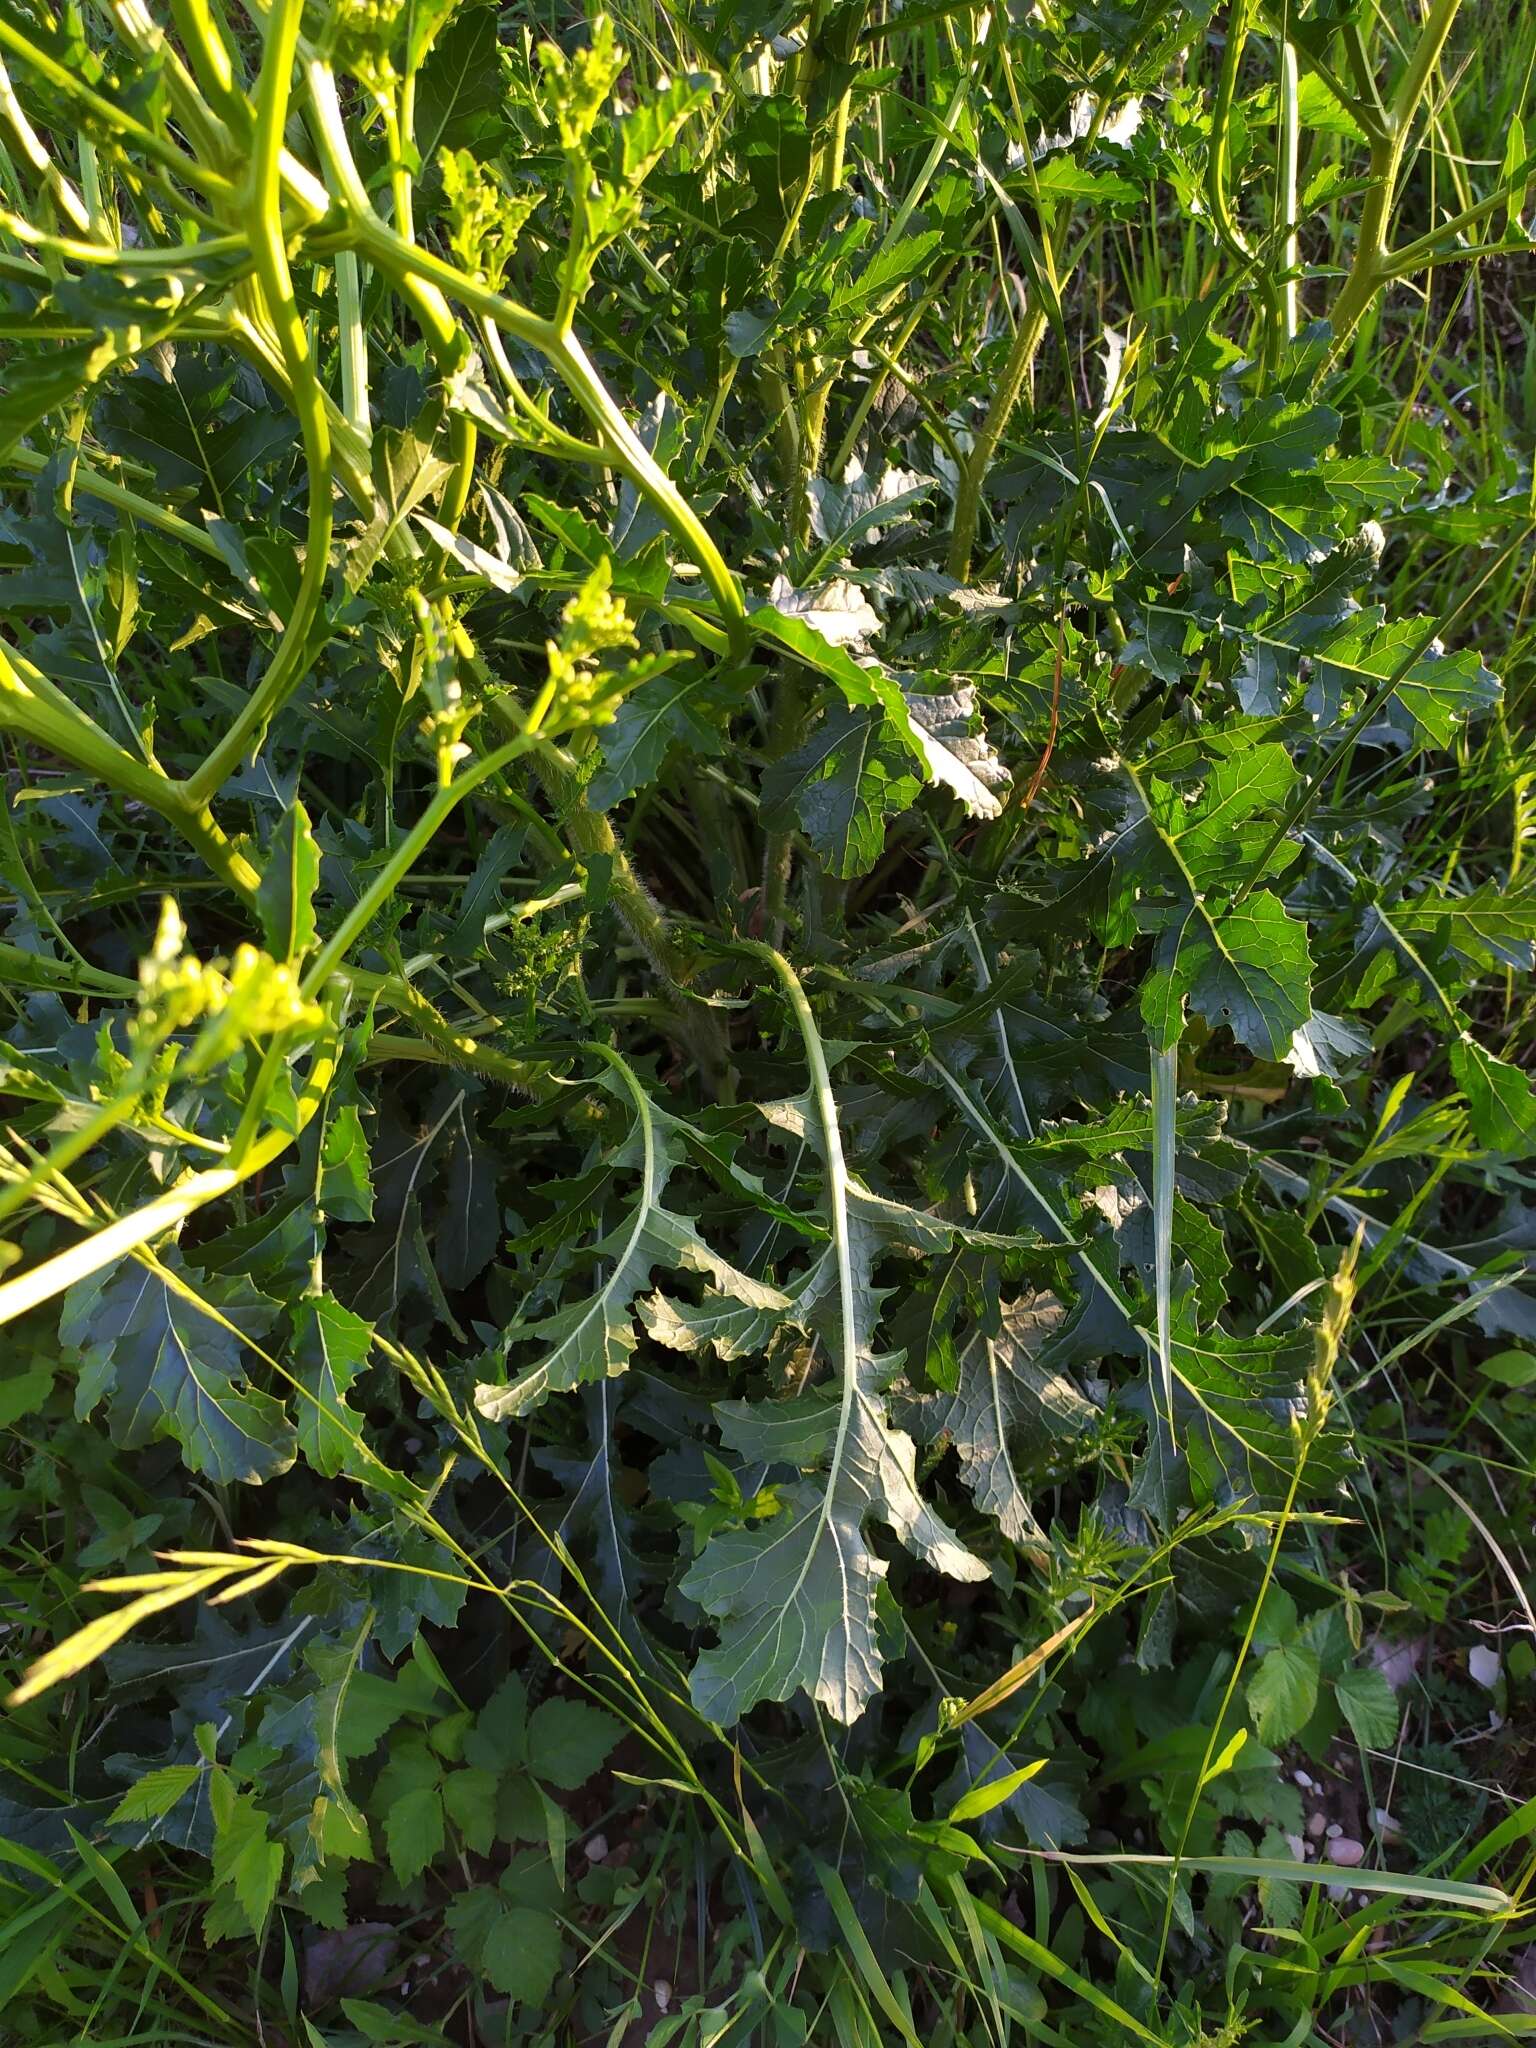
(946, 303), (1046, 583)
(300, 738), (536, 998)
(532, 750), (693, 989)
(1328, 0), (1466, 349)
(551, 331), (748, 653)
(341, 208), (748, 651)
(533, 753), (734, 1094)
(180, 0), (333, 808)
(1326, 130), (1398, 348)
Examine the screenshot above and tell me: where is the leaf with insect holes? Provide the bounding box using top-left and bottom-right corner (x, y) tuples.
(1143, 890), (1314, 1060)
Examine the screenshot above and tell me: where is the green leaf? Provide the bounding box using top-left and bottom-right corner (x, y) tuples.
(414, 4), (507, 158)
(0, 1357), (54, 1429)
(1136, 1289), (1345, 1518)
(1389, 883), (1536, 975)
(1334, 1666), (1400, 1750)
(256, 799), (320, 962)
(348, 420), (455, 591)
(618, 71), (716, 185)
(1248, 1641), (1321, 1744)
(948, 1758), (1047, 1823)
(210, 1777), (283, 1936)
(320, 1103), (376, 1222)
(588, 665), (725, 810)
(760, 705), (922, 877)
(108, 1764), (204, 1823)
(1450, 1032), (1536, 1156)
(1312, 613), (1501, 748)
(1118, 751), (1314, 1057)
(916, 1291), (1096, 1547)
(414, 513), (526, 594)
(682, 966), (988, 1726)
(1144, 889), (1314, 1060)
(64, 1254), (293, 1484)
(474, 1057), (785, 1420)
(442, 1767), (500, 1855)
(481, 1906), (563, 2004)
(752, 604), (927, 764)
(384, 1783), (444, 1885)
(828, 229), (944, 315)
(1478, 1350), (1536, 1387)
(292, 1294), (371, 1478)
(525, 1698), (623, 1790)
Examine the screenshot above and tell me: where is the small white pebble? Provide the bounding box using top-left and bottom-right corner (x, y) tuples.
(1308, 1812), (1327, 1838)
(585, 1834), (609, 1864)
(1330, 1838), (1366, 1868)
(1284, 1834), (1306, 1862)
(1373, 1807), (1401, 1836)
(1327, 1883), (1350, 1901)
(1293, 1770), (1314, 1790)
(1325, 1822), (1343, 1840)
(654, 1979), (672, 2014)
(1469, 1646), (1502, 1689)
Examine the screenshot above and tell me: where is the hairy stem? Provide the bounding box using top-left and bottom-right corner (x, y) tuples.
(946, 302), (1046, 583)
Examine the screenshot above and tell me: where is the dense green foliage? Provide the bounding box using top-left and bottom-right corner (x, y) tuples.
(0, 0), (1533, 2040)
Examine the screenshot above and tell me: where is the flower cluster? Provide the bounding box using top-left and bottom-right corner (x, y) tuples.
(544, 560), (637, 725)
(136, 900), (323, 1070)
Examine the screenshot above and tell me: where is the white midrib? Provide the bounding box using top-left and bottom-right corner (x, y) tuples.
(764, 952), (862, 1676)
